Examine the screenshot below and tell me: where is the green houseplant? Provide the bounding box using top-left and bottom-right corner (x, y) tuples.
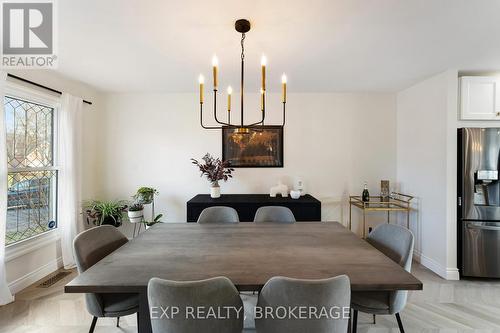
(127, 202), (144, 223)
(84, 200), (127, 227)
(134, 187), (158, 205)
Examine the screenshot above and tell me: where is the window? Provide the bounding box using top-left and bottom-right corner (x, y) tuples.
(4, 94), (58, 246)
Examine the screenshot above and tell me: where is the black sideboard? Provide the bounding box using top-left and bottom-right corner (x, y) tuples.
(187, 194), (321, 222)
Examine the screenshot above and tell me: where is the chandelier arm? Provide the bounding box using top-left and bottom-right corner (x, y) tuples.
(281, 102), (286, 126)
(245, 112), (266, 127)
(212, 89), (233, 126)
(200, 103), (225, 129)
(260, 92), (265, 125)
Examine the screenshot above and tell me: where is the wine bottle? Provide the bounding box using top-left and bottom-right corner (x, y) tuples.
(362, 182), (370, 202)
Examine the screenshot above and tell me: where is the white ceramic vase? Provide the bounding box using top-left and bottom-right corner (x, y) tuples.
(210, 185), (221, 198)
(128, 209), (144, 223)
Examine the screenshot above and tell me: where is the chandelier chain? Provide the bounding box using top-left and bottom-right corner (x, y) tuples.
(240, 33), (246, 61)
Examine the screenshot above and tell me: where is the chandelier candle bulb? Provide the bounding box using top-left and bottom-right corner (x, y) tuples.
(281, 74), (287, 103)
(199, 75), (205, 104)
(261, 55), (267, 91)
(212, 55), (218, 88)
(227, 86), (232, 111)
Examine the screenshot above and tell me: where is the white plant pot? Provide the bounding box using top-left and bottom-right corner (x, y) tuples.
(128, 209), (144, 223)
(210, 186), (221, 198)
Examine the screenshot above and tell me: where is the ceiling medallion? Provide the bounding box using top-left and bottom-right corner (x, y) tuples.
(198, 19), (287, 131)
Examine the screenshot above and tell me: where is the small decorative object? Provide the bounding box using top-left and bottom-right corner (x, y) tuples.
(134, 187), (158, 205)
(83, 200), (127, 227)
(127, 202), (144, 223)
(295, 178), (305, 196)
(362, 182), (370, 202)
(222, 126), (283, 167)
(270, 181), (289, 197)
(380, 180), (390, 202)
(290, 190), (301, 199)
(191, 153), (234, 198)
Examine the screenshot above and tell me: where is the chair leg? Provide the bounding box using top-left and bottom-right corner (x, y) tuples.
(373, 314), (376, 324)
(352, 309), (358, 333)
(116, 316), (120, 327)
(395, 313), (405, 333)
(89, 316), (98, 333)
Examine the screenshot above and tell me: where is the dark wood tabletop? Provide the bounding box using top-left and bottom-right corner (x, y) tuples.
(65, 222), (422, 293)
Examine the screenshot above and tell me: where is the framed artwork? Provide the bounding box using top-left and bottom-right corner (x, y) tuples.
(222, 126), (283, 168)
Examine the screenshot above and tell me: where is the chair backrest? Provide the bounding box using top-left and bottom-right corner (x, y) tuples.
(148, 276), (244, 333)
(73, 225), (128, 273)
(73, 225), (128, 317)
(197, 206), (240, 223)
(255, 275), (351, 333)
(367, 223), (414, 313)
(253, 206), (296, 223)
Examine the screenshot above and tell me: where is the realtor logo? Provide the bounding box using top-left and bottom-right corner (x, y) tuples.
(1, 0), (57, 68)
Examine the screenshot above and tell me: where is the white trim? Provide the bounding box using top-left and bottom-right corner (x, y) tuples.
(8, 256), (63, 295)
(5, 230), (60, 262)
(414, 249), (460, 280)
(4, 80), (61, 106)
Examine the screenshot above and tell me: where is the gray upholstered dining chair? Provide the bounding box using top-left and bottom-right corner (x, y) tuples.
(148, 276), (244, 333)
(255, 275), (351, 333)
(351, 223), (414, 333)
(73, 225), (139, 333)
(197, 206), (240, 223)
(253, 206), (296, 223)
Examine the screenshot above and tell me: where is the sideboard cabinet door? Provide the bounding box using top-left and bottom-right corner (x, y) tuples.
(460, 76), (500, 120)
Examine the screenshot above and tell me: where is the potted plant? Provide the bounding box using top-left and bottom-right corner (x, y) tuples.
(134, 187), (158, 205)
(191, 153), (234, 198)
(144, 213), (163, 229)
(84, 200), (127, 227)
(127, 202), (144, 223)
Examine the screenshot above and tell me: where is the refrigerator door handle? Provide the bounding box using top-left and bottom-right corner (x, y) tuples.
(466, 224), (500, 231)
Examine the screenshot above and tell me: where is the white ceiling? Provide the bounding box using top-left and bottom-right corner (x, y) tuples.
(58, 0), (500, 93)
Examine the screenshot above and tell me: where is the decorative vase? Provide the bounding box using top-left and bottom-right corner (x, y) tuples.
(210, 184), (221, 198)
(128, 209), (144, 223)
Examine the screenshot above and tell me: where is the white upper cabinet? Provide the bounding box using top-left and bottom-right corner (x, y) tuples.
(460, 76), (500, 120)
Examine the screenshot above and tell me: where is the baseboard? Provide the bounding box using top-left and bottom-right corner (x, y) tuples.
(414, 249), (459, 280)
(8, 256), (63, 294)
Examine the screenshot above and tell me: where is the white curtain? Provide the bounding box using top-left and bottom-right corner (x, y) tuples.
(0, 71), (14, 305)
(58, 93), (83, 269)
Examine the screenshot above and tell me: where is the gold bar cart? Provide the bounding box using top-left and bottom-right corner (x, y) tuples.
(349, 193), (414, 238)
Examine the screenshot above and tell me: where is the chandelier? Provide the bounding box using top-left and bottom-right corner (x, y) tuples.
(198, 19), (287, 132)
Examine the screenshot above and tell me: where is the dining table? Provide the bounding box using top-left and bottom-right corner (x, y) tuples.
(65, 222), (423, 333)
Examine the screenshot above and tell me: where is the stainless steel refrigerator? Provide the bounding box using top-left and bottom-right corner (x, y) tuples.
(458, 128), (500, 278)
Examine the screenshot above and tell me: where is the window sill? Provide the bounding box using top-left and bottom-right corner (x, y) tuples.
(5, 230), (60, 262)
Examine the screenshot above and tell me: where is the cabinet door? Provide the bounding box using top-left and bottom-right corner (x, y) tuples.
(460, 76), (500, 120)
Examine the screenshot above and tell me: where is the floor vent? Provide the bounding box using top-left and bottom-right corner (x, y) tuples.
(38, 271), (72, 288)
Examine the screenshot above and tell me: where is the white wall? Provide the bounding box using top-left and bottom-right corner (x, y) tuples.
(396, 70), (459, 280)
(100, 92), (397, 236)
(4, 70), (103, 293)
